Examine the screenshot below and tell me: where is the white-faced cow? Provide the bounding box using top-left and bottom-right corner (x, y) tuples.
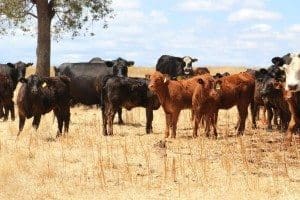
(155, 55), (198, 79)
(273, 53), (300, 144)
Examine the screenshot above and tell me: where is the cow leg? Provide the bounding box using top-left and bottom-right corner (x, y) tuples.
(265, 105), (273, 131)
(3, 106), (9, 121)
(171, 111), (180, 138)
(164, 113), (171, 138)
(250, 101), (258, 129)
(32, 115), (41, 131)
(273, 108), (279, 126)
(63, 107), (71, 134)
(204, 115), (211, 138)
(7, 100), (15, 121)
(117, 108), (124, 125)
(108, 109), (116, 136)
(237, 104), (248, 135)
(212, 113), (218, 139)
(101, 105), (108, 136)
(54, 109), (63, 137)
(18, 114), (26, 136)
(193, 112), (200, 138)
(145, 108), (153, 134)
(0, 104), (4, 119)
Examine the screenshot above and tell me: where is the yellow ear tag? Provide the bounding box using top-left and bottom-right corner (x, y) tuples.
(215, 83), (221, 90)
(42, 82), (47, 88)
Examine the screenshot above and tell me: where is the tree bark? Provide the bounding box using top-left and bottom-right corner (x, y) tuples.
(35, 0), (52, 77)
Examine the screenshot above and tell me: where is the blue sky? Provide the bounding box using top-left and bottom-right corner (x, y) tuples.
(1, 0), (300, 67)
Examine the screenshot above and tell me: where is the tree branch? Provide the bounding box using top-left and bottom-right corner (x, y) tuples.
(28, 12), (37, 18)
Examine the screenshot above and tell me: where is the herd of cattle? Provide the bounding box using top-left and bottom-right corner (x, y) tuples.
(0, 53), (299, 144)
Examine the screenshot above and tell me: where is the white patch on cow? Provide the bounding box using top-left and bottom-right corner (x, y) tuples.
(284, 53), (300, 92)
(183, 56), (193, 74)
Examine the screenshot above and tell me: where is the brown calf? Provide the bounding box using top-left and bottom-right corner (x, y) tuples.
(194, 72), (255, 136)
(148, 71), (208, 138)
(192, 75), (219, 138)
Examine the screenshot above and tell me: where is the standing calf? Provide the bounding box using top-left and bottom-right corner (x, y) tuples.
(148, 71), (205, 138)
(17, 75), (71, 137)
(0, 74), (14, 120)
(100, 76), (160, 136)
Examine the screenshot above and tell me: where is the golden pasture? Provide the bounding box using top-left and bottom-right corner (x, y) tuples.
(0, 66), (299, 199)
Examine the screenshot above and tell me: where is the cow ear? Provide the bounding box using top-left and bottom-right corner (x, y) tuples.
(25, 63), (33, 67)
(127, 61), (134, 66)
(19, 77), (28, 83)
(192, 58), (198, 62)
(271, 57), (284, 66)
(7, 63), (15, 68)
(105, 61), (114, 68)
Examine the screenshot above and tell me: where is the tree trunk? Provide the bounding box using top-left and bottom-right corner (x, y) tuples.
(35, 0), (52, 77)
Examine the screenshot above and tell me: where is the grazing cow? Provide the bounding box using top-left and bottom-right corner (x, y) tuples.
(100, 76), (160, 135)
(0, 74), (14, 121)
(0, 61), (32, 120)
(208, 72), (255, 135)
(148, 71), (205, 138)
(54, 57), (134, 124)
(193, 67), (210, 75)
(155, 55), (198, 79)
(213, 72), (230, 79)
(89, 57), (103, 63)
(192, 75), (219, 138)
(17, 75), (71, 137)
(272, 53), (300, 143)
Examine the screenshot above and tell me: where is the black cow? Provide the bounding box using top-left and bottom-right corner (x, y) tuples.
(0, 61), (32, 120)
(155, 55), (198, 79)
(100, 75), (160, 136)
(259, 73), (290, 131)
(54, 57), (134, 124)
(0, 74), (14, 121)
(17, 75), (71, 137)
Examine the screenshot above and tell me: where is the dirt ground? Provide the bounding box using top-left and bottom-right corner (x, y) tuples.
(0, 67), (299, 200)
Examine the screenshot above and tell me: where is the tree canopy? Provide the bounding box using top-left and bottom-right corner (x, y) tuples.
(0, 0), (114, 76)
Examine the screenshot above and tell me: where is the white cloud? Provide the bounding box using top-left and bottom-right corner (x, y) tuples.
(175, 0), (237, 11)
(247, 24), (272, 32)
(228, 8), (282, 22)
(113, 0), (140, 10)
(288, 24), (300, 33)
(150, 10), (168, 24)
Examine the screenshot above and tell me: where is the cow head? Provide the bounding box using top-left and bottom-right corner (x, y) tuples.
(182, 56), (198, 75)
(273, 53), (300, 92)
(148, 71), (169, 93)
(108, 57), (134, 77)
(14, 61), (32, 81)
(19, 75), (47, 96)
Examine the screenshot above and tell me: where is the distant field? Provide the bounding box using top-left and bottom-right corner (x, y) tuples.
(0, 66), (299, 199)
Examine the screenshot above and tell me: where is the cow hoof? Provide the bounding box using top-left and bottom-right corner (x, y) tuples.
(11, 117), (15, 121)
(118, 121), (124, 125)
(3, 118), (8, 122)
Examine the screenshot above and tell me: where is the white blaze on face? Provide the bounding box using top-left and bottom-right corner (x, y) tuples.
(183, 56), (193, 74)
(284, 53), (300, 92)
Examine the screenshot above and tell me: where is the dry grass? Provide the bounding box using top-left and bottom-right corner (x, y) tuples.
(0, 66), (299, 200)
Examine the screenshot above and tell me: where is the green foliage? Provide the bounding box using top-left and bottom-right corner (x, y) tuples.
(0, 0), (114, 38)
